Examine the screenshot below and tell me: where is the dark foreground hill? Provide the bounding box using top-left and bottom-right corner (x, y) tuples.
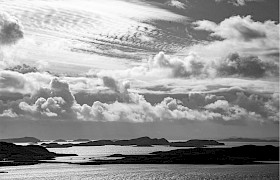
(0, 142), (77, 166)
(79, 145), (279, 165)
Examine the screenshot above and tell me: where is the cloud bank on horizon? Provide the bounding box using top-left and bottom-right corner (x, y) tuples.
(0, 0), (278, 138)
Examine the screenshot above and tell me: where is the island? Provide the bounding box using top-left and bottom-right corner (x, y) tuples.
(53, 139), (67, 142)
(0, 142), (77, 166)
(0, 139), (278, 167)
(41, 142), (73, 148)
(0, 136), (225, 148)
(74, 136), (224, 147)
(73, 139), (90, 142)
(0, 137), (41, 143)
(170, 139), (224, 147)
(219, 137), (279, 142)
(78, 145), (279, 165)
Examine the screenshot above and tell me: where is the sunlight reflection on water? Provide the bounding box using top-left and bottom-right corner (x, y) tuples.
(0, 163), (279, 180)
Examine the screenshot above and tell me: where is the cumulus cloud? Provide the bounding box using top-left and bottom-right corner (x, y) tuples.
(92, 51), (277, 80)
(217, 53), (278, 78)
(194, 15), (275, 41)
(19, 97), (66, 117)
(93, 51), (209, 79)
(192, 15), (279, 61)
(17, 78), (76, 118)
(0, 74), (277, 124)
(166, 0), (186, 9)
(102, 76), (132, 103)
(95, 52), (188, 79)
(0, 70), (52, 94)
(0, 12), (24, 45)
(75, 95), (220, 123)
(215, 0), (264, 6)
(0, 109), (18, 118)
(182, 93), (225, 109)
(234, 92), (279, 123)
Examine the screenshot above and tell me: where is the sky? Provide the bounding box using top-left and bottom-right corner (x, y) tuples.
(0, 0), (279, 140)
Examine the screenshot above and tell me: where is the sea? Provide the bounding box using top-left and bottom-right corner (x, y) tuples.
(0, 141), (279, 180)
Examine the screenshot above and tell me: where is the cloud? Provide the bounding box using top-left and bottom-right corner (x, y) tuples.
(234, 92), (279, 123)
(0, 12), (24, 45)
(18, 78), (76, 119)
(192, 15), (279, 59)
(182, 93), (225, 109)
(215, 0), (264, 6)
(102, 76), (120, 92)
(0, 71), (38, 95)
(75, 95), (220, 123)
(0, 109), (18, 118)
(5, 64), (39, 74)
(0, 70), (52, 95)
(217, 53), (278, 78)
(102, 76), (132, 103)
(166, 0), (186, 9)
(0, 74), (277, 125)
(93, 51), (210, 79)
(93, 51), (277, 80)
(50, 78), (75, 108)
(194, 15), (271, 41)
(19, 97), (65, 117)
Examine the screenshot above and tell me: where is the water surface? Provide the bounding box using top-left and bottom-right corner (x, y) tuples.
(1, 163), (278, 180)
